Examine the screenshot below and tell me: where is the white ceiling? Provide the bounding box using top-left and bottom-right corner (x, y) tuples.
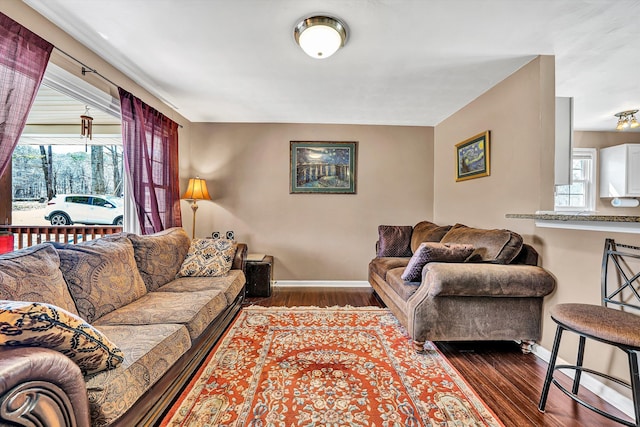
(23, 0), (640, 131)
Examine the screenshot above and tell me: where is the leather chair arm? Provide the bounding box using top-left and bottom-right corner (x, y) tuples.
(0, 347), (90, 427)
(418, 263), (556, 298)
(233, 243), (248, 273)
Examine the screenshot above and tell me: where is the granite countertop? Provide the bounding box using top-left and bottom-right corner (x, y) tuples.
(506, 213), (640, 223)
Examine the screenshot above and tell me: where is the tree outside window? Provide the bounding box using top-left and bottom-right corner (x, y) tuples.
(10, 140), (123, 225)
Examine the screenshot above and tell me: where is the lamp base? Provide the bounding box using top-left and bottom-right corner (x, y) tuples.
(191, 200), (199, 239)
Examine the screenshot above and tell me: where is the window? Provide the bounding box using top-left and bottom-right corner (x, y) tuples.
(7, 63), (127, 228)
(69, 196), (90, 204)
(554, 148), (597, 212)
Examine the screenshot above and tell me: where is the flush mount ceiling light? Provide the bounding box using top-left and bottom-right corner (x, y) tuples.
(294, 15), (348, 59)
(615, 109), (640, 130)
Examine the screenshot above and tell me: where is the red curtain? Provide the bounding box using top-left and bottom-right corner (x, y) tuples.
(118, 88), (182, 234)
(0, 13), (53, 178)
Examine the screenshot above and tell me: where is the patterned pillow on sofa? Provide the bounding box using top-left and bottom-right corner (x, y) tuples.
(177, 238), (237, 277)
(0, 243), (79, 315)
(56, 236), (148, 323)
(0, 301), (124, 376)
(401, 242), (475, 282)
(127, 227), (191, 291)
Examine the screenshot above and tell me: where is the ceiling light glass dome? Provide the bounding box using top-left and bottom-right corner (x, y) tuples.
(294, 15), (348, 59)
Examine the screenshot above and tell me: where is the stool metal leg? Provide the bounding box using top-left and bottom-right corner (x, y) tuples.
(629, 350), (640, 426)
(572, 335), (586, 395)
(539, 324), (564, 412)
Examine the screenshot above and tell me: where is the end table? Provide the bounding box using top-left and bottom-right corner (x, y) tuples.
(246, 255), (273, 297)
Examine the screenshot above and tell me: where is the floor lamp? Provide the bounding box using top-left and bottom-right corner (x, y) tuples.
(182, 177), (212, 239)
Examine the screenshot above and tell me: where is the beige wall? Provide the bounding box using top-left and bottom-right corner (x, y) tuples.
(434, 56), (555, 234)
(185, 123), (434, 280)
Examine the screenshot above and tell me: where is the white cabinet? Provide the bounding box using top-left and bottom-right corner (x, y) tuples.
(600, 143), (640, 197)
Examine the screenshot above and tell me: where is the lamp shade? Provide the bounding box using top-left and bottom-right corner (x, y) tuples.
(182, 177), (212, 201)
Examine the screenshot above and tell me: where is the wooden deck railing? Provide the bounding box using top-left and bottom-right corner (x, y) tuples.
(2, 225), (123, 251)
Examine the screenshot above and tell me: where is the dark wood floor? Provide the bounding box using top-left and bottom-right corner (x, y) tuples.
(245, 286), (632, 427)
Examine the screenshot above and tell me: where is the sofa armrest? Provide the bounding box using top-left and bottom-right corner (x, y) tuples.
(420, 263), (556, 298)
(233, 243), (247, 273)
(0, 347), (90, 427)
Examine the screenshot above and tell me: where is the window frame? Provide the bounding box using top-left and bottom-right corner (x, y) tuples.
(554, 147), (597, 212)
(8, 63), (137, 231)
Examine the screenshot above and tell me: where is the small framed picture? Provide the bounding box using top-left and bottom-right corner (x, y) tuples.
(455, 131), (490, 182)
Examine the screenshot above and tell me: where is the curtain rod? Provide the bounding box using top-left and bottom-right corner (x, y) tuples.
(53, 46), (184, 128)
(54, 46), (119, 88)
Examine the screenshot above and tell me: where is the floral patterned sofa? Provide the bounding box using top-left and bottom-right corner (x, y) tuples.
(0, 227), (247, 426)
(369, 221), (556, 352)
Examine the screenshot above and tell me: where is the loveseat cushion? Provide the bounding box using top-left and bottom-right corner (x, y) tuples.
(386, 268), (421, 301)
(0, 301), (123, 376)
(158, 270), (246, 304)
(127, 227), (191, 291)
(377, 225), (413, 257)
(440, 223), (523, 264)
(85, 323), (191, 426)
(56, 237), (148, 323)
(369, 257), (410, 281)
(94, 290), (228, 341)
(177, 238), (237, 277)
(401, 242), (475, 282)
(0, 244), (79, 315)
(410, 221), (452, 253)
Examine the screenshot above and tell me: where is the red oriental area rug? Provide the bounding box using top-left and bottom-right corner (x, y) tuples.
(161, 306), (503, 426)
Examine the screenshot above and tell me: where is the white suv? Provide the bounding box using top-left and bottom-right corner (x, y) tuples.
(44, 195), (124, 226)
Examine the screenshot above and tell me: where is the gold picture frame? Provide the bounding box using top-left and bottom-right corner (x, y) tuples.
(455, 131), (490, 181)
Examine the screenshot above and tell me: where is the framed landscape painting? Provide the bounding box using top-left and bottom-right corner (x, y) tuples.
(455, 131), (490, 181)
(290, 141), (357, 194)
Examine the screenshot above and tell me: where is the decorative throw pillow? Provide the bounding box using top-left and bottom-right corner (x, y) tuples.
(377, 225), (413, 257)
(127, 227), (191, 291)
(0, 301), (124, 376)
(0, 244), (79, 316)
(177, 238), (237, 277)
(401, 242), (475, 282)
(56, 237), (148, 323)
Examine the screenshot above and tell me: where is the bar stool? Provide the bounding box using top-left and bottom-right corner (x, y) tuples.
(538, 238), (640, 427)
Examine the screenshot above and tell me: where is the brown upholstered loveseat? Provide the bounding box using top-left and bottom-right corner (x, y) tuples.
(369, 221), (556, 352)
(0, 227), (246, 426)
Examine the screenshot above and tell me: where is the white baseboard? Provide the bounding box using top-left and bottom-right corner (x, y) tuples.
(273, 280), (371, 288)
(532, 344), (634, 419)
